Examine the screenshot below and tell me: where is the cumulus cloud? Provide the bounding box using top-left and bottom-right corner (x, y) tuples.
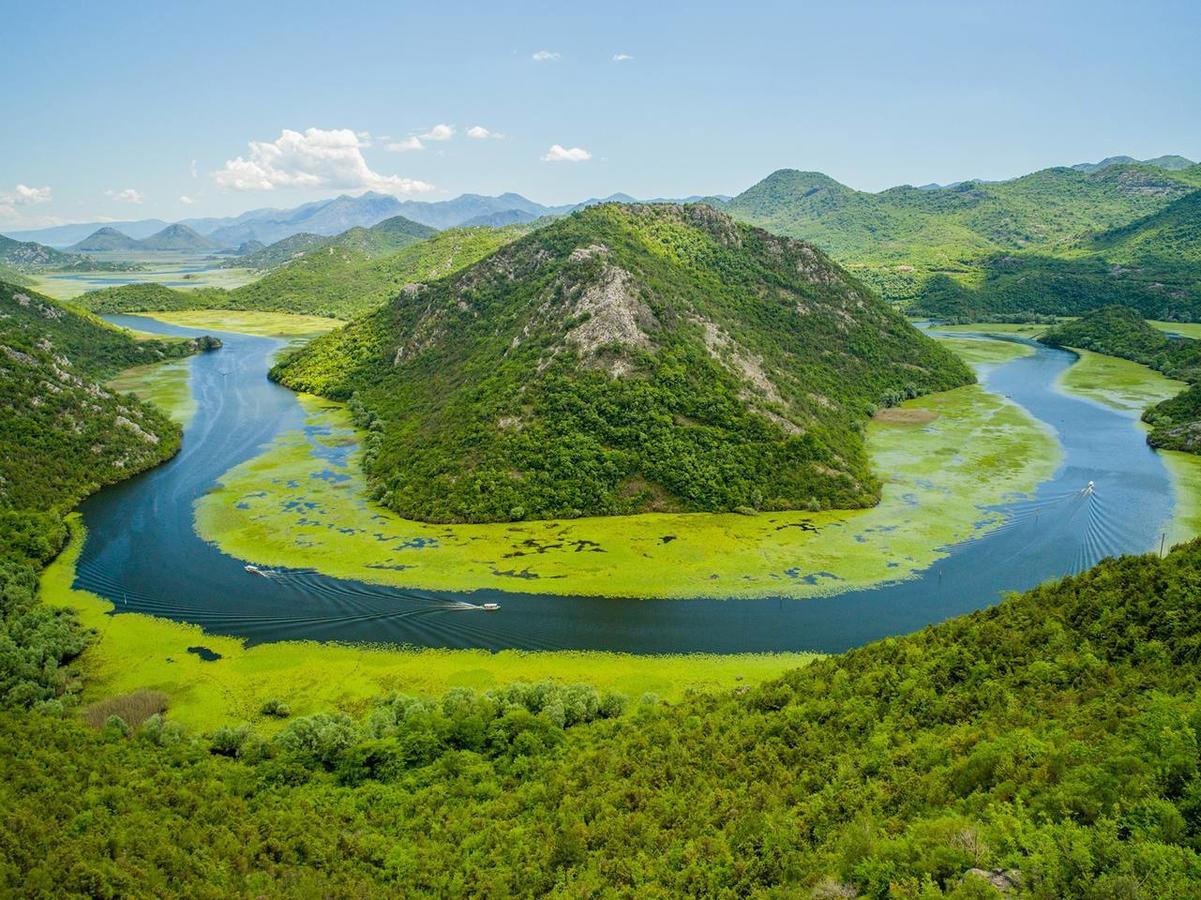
(1, 184), (52, 205)
(466, 125), (502, 140)
(190, 159), (198, 179)
(0, 184), (55, 225)
(419, 124), (455, 141)
(387, 136), (424, 152)
(212, 127), (434, 195)
(532, 50), (560, 62)
(107, 188), (145, 204)
(179, 195), (195, 205)
(542, 144), (592, 163)
(612, 53), (634, 62)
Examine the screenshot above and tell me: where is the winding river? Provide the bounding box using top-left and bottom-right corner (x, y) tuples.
(74, 316), (1175, 654)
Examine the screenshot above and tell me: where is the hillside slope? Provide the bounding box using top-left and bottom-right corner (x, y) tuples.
(0, 280), (217, 708)
(723, 162), (1201, 316)
(274, 203), (972, 523)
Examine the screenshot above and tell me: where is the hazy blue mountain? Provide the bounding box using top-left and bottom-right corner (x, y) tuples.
(136, 224), (219, 251)
(458, 209), (542, 228)
(67, 227), (143, 252)
(4, 218), (170, 247)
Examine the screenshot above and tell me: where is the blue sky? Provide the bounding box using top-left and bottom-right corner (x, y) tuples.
(2, 0), (1199, 229)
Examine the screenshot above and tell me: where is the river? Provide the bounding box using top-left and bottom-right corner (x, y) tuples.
(73, 316), (1175, 654)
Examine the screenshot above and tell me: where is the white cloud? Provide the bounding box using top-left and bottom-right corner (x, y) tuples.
(542, 144), (592, 163)
(212, 127), (434, 195)
(190, 159), (198, 179)
(1, 184), (52, 205)
(387, 136), (424, 152)
(107, 188), (145, 204)
(612, 53), (634, 62)
(179, 195), (195, 205)
(420, 123), (455, 141)
(466, 125), (503, 140)
(532, 50), (560, 62)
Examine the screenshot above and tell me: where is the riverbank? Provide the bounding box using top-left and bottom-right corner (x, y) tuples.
(45, 516), (815, 732)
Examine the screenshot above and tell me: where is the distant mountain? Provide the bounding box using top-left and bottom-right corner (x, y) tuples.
(1071, 154), (1196, 174)
(459, 209), (541, 228)
(272, 203), (972, 523)
(136, 224), (219, 251)
(67, 223), (219, 253)
(227, 214), (435, 270)
(205, 192), (418, 246)
(4, 219), (170, 247)
(67, 227), (143, 252)
(4, 190), (712, 255)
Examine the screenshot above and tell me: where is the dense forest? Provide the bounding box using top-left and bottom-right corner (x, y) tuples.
(273, 203), (971, 523)
(0, 280), (214, 707)
(720, 163), (1201, 319)
(5, 532), (1201, 895)
(77, 221), (525, 320)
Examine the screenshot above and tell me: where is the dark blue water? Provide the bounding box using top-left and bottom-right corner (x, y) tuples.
(74, 318), (1175, 654)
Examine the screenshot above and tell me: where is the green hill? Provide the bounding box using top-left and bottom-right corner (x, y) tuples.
(136, 224), (217, 252)
(67, 226), (143, 252)
(0, 280), (216, 705)
(273, 203), (971, 523)
(723, 163), (1201, 317)
(79, 224), (529, 320)
(1090, 190), (1201, 264)
(0, 234), (119, 273)
(229, 214), (436, 271)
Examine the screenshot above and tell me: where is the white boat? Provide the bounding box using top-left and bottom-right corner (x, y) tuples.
(244, 564), (267, 577)
(482, 603), (500, 611)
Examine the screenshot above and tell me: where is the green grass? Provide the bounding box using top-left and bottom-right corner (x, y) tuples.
(41, 515), (816, 732)
(147, 309), (344, 338)
(1057, 347), (1188, 412)
(107, 359), (195, 425)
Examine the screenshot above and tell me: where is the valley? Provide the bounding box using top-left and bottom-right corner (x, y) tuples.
(9, 6), (1201, 892)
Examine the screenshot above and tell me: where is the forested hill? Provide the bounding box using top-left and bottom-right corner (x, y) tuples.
(0, 280), (216, 707)
(273, 203), (972, 523)
(6, 536), (1201, 894)
(76, 224), (527, 320)
(720, 162), (1201, 319)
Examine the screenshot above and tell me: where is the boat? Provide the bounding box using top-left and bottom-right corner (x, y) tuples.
(244, 564), (267, 577)
(482, 603), (500, 611)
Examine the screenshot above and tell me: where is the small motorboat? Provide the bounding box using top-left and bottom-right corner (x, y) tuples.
(244, 564), (267, 577)
(482, 603), (500, 612)
(1083, 480), (1096, 496)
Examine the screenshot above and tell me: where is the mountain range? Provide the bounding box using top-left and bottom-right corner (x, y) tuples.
(5, 190), (726, 249)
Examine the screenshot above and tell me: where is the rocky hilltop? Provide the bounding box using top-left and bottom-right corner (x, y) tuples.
(274, 203), (973, 523)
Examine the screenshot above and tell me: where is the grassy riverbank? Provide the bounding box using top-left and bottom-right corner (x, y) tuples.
(194, 374), (1058, 599)
(42, 517), (814, 732)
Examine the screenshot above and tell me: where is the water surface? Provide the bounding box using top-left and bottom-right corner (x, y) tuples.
(75, 317), (1174, 654)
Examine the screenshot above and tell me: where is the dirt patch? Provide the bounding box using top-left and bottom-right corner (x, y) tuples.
(873, 408), (939, 425)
